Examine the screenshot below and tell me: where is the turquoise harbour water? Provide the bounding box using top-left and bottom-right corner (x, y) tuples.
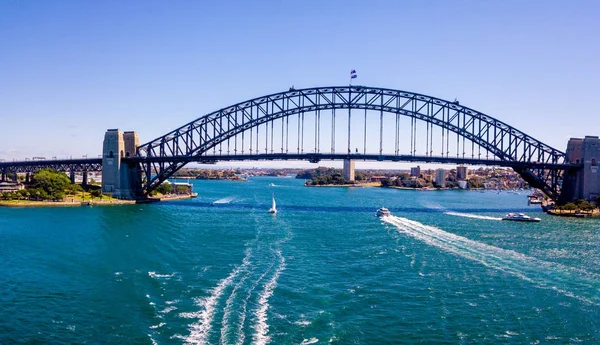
(1, 177), (599, 344)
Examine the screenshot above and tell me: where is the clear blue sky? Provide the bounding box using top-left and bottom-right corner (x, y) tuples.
(1, 0), (598, 168)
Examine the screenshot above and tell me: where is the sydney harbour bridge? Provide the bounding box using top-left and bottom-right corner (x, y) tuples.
(1, 86), (598, 203)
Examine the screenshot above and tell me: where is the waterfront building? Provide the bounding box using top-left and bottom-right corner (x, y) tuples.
(457, 165), (468, 180)
(410, 166), (421, 177)
(435, 168), (446, 188)
(0, 182), (24, 193)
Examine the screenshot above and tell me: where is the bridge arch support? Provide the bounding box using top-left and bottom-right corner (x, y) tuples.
(135, 86), (573, 200)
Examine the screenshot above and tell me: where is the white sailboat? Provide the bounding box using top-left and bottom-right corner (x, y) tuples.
(268, 194), (277, 214)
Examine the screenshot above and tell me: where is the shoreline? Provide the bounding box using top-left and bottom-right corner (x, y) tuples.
(304, 182), (382, 188)
(0, 194), (194, 208)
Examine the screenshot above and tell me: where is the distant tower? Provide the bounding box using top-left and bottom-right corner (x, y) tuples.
(435, 168), (446, 188)
(456, 165), (468, 180)
(410, 166), (421, 177)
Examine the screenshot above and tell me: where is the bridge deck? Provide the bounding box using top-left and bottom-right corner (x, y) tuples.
(1, 155), (578, 171)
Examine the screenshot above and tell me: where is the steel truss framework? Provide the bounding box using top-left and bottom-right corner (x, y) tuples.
(137, 86), (578, 200)
(0, 158), (102, 176)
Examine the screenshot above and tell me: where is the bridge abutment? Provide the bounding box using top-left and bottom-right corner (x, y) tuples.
(102, 129), (140, 199)
(343, 159), (355, 181)
(561, 136), (600, 203)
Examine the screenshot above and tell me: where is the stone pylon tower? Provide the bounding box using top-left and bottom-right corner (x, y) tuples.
(102, 129), (141, 199)
(561, 136), (600, 202)
(343, 159), (355, 181)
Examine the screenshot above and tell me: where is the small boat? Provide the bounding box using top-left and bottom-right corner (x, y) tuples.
(502, 213), (541, 222)
(268, 195), (277, 214)
(269, 183), (275, 187)
(376, 207), (391, 218)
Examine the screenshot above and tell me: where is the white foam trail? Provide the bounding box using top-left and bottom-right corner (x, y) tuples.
(220, 248), (253, 345)
(252, 249), (286, 345)
(445, 211), (502, 221)
(183, 250), (251, 345)
(234, 261), (273, 345)
(148, 271), (176, 279)
(384, 216), (600, 305)
(150, 322), (166, 329)
(300, 338), (319, 345)
(213, 196), (236, 204)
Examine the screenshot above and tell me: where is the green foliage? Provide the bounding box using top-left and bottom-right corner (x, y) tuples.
(31, 169), (71, 198)
(65, 184), (84, 195)
(154, 182), (173, 195)
(27, 188), (49, 201)
(467, 177), (483, 189)
(578, 200), (595, 211)
(90, 189), (102, 198)
(563, 203), (578, 211)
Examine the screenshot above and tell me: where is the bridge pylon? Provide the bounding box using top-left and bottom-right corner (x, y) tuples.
(560, 136), (600, 203)
(101, 129), (141, 199)
(343, 159), (355, 182)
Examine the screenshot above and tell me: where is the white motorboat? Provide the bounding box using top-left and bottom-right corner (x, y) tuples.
(268, 195), (277, 214)
(376, 207), (391, 218)
(502, 213), (540, 222)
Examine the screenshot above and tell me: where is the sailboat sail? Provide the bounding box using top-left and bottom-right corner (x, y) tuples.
(269, 194), (277, 213)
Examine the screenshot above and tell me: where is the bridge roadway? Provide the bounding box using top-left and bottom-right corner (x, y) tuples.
(0, 154), (579, 173)
(0, 158), (103, 173)
(127, 154), (579, 170)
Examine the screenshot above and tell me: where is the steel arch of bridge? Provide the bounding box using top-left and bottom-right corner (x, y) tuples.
(137, 86), (572, 199)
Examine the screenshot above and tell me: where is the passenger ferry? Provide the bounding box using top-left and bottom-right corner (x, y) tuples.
(502, 213), (541, 222)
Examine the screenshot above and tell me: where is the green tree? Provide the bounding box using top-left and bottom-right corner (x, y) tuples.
(90, 189), (102, 198)
(155, 182), (173, 195)
(65, 184), (84, 195)
(563, 203), (578, 212)
(31, 169), (71, 199)
(577, 200), (594, 212)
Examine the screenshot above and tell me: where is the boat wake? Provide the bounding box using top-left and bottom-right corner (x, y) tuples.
(445, 211), (502, 221)
(181, 250), (251, 345)
(383, 215), (600, 306)
(252, 248), (286, 345)
(212, 196), (236, 204)
(180, 207), (292, 345)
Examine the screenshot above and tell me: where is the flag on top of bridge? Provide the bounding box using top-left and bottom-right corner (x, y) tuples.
(350, 69), (357, 79)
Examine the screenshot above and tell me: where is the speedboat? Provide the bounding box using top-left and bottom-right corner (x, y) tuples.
(502, 213), (540, 222)
(376, 207), (391, 218)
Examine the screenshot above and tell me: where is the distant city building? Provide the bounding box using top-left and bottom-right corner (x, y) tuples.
(458, 180), (468, 189)
(457, 165), (468, 180)
(435, 168), (446, 187)
(0, 182), (24, 193)
(410, 165), (421, 177)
